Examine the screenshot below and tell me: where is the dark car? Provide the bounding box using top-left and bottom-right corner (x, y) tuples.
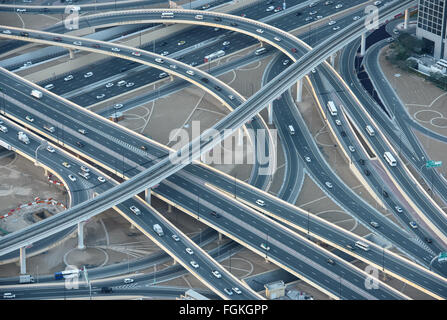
(161, 41), (168, 46)
(76, 141), (84, 147)
(210, 211), (220, 218)
(382, 190), (389, 198)
(291, 48), (297, 53)
(425, 237), (432, 244)
(214, 86), (222, 91)
(201, 77), (209, 83)
(53, 37), (62, 42)
(120, 67), (127, 72)
(214, 17), (222, 22)
(341, 131), (347, 137)
(230, 22), (238, 27)
(20, 32), (29, 37)
(101, 287), (113, 293)
(295, 11), (302, 16)
(359, 158), (365, 165)
(140, 145), (147, 151)
(364, 169), (371, 176)
(92, 43), (100, 48)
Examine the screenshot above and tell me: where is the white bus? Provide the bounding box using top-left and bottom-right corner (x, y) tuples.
(384, 151), (397, 167)
(161, 12), (174, 18)
(355, 240), (370, 251)
(327, 101), (338, 116)
(365, 125), (375, 136)
(204, 50), (225, 63)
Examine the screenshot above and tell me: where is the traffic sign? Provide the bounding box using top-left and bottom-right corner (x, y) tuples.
(439, 252), (447, 263)
(426, 160), (442, 168)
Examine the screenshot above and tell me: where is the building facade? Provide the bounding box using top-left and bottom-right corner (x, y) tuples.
(417, 0), (447, 59)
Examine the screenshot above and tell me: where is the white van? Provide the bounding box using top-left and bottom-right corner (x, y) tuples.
(288, 125), (295, 135)
(365, 125), (375, 136)
(44, 83), (55, 90)
(195, 14), (203, 20)
(117, 80), (127, 87)
(0, 125), (8, 133)
(44, 124), (55, 133)
(161, 12), (174, 18)
(255, 48), (267, 56)
(3, 293), (15, 299)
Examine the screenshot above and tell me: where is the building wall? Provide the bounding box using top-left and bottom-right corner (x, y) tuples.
(416, 0), (447, 59)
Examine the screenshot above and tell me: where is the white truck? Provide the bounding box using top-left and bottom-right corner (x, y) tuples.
(19, 275), (35, 284)
(18, 131), (30, 144)
(30, 89), (43, 99)
(153, 224), (164, 237)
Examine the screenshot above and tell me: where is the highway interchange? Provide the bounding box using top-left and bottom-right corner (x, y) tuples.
(0, 0), (446, 300)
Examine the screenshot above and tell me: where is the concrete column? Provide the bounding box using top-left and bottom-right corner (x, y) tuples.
(145, 188), (151, 205)
(170, 75), (174, 82)
(172, 259), (177, 266)
(360, 33), (366, 57)
(296, 79), (303, 103)
(77, 221), (85, 250)
(237, 128), (243, 146)
(130, 223), (135, 229)
(69, 49), (74, 59)
(167, 204), (172, 213)
(404, 9), (409, 30)
(330, 53), (336, 67)
(44, 169), (48, 177)
(267, 103), (273, 125)
(200, 152), (206, 163)
(19, 247), (26, 275)
(218, 232), (223, 242)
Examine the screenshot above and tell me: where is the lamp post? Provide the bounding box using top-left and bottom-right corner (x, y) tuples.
(35, 141), (48, 167)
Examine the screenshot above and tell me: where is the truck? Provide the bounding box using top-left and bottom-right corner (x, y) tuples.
(19, 274), (34, 284)
(0, 140), (11, 150)
(18, 131), (30, 145)
(30, 89), (42, 99)
(153, 224), (164, 237)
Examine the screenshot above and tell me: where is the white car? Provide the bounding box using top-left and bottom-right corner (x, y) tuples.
(64, 75), (74, 81)
(395, 206), (403, 213)
(332, 26), (341, 31)
(26, 115), (34, 122)
(125, 82), (135, 88)
(222, 41), (230, 46)
(274, 36), (281, 42)
(256, 199), (265, 206)
(305, 156), (311, 163)
(190, 260), (199, 268)
(335, 119), (341, 126)
(335, 4), (343, 9)
(2, 30), (11, 34)
(185, 248), (194, 255)
(256, 28), (264, 34)
(260, 243), (270, 251)
(161, 51), (169, 56)
(311, 68), (317, 73)
(353, 16), (361, 21)
(46, 146), (55, 153)
(309, 10), (317, 15)
(114, 103), (123, 109)
(266, 5), (274, 11)
(171, 234), (180, 241)
(348, 145), (355, 152)
(155, 58), (164, 63)
(96, 94), (105, 99)
(159, 72), (168, 79)
(98, 176), (106, 183)
(80, 165), (90, 173)
(130, 205), (141, 215)
(328, 20), (336, 25)
(370, 221), (380, 228)
(212, 270), (222, 278)
(186, 70), (195, 76)
(409, 221), (418, 229)
(374, 1), (381, 5)
(169, 64), (177, 69)
(228, 95), (235, 100)
(105, 82), (114, 88)
(123, 278), (134, 284)
(224, 288), (233, 296)
(78, 129), (87, 135)
(325, 181), (333, 188)
(111, 47), (120, 52)
(62, 162), (71, 168)
(44, 84), (55, 90)
(73, 41), (82, 46)
(68, 174), (77, 182)
(84, 72), (93, 78)
(232, 287), (242, 295)
(132, 51), (141, 56)
(283, 59), (290, 66)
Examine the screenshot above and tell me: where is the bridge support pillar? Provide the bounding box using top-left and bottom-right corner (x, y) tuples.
(267, 103), (273, 125)
(170, 75), (174, 82)
(130, 223), (135, 229)
(167, 203), (172, 213)
(19, 247), (26, 275)
(237, 128), (243, 146)
(145, 188), (151, 205)
(77, 221), (85, 250)
(360, 33), (366, 57)
(172, 259), (177, 266)
(330, 53), (336, 67)
(218, 232), (223, 243)
(44, 169), (48, 177)
(404, 9), (409, 30)
(69, 49), (74, 60)
(296, 79), (303, 103)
